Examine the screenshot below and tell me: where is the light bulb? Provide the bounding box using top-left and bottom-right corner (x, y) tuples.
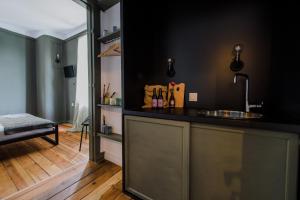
(234, 44), (242, 52)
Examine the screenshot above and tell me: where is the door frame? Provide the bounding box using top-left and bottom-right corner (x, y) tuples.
(73, 0), (103, 163)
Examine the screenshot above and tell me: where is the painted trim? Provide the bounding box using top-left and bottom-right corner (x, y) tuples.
(64, 30), (87, 42)
(0, 27), (35, 40)
(0, 26), (88, 43)
(0, 22), (86, 40)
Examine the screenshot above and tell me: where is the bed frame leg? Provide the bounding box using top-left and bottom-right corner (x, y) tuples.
(41, 125), (59, 145)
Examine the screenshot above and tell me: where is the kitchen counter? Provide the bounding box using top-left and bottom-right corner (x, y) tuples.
(124, 108), (300, 134)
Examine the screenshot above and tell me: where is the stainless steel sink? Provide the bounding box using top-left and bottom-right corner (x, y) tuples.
(198, 110), (263, 120)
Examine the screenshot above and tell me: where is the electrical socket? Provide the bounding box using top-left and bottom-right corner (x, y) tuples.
(189, 93), (198, 102)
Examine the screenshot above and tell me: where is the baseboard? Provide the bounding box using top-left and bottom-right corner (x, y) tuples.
(104, 151), (122, 166)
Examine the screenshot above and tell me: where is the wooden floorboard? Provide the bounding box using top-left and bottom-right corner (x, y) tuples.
(3, 161), (130, 200)
(0, 124), (89, 199)
(25, 140), (73, 169)
(4, 161), (100, 200)
(21, 142), (63, 176)
(0, 124), (130, 200)
(81, 171), (122, 200)
(100, 181), (131, 200)
(0, 147), (35, 190)
(0, 162), (17, 197)
(65, 165), (121, 200)
(6, 142), (50, 182)
(49, 162), (120, 200)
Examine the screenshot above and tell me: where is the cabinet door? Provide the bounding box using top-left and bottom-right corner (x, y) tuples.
(124, 116), (190, 200)
(190, 124), (298, 200)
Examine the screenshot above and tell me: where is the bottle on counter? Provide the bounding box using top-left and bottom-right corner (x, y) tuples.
(152, 88), (158, 108)
(169, 89), (175, 108)
(158, 88), (163, 108)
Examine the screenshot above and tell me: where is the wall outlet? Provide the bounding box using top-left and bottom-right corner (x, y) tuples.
(189, 93), (198, 102)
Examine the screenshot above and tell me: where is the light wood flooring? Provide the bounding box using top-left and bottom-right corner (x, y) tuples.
(0, 124), (131, 200)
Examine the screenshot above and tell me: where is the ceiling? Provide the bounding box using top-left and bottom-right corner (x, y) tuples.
(0, 0), (87, 40)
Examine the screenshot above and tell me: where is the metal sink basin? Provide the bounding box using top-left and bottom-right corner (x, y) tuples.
(198, 110), (263, 120)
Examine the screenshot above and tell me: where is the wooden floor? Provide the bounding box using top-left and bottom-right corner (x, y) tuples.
(0, 124), (131, 200)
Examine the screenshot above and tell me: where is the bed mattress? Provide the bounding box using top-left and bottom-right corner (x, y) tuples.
(0, 113), (54, 136)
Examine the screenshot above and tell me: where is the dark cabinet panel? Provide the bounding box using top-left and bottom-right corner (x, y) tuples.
(190, 124), (298, 200)
(124, 116), (189, 200)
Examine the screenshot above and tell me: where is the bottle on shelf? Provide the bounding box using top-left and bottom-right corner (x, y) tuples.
(158, 88), (163, 109)
(152, 88), (158, 108)
(169, 88), (175, 108)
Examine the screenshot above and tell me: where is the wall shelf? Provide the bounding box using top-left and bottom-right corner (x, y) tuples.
(97, 104), (122, 108)
(97, 132), (122, 142)
(98, 30), (121, 44)
(98, 42), (121, 57)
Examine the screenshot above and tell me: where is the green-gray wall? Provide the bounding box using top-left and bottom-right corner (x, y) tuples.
(0, 28), (36, 115)
(63, 37), (78, 122)
(0, 28), (83, 122)
(35, 35), (66, 122)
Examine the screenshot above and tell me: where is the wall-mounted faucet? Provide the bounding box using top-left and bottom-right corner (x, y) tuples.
(233, 73), (263, 112)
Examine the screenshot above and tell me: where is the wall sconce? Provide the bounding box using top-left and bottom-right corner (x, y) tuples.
(55, 53), (60, 64)
(230, 44), (244, 72)
(167, 58), (176, 77)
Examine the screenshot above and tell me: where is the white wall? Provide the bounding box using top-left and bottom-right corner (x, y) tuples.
(100, 3), (122, 166)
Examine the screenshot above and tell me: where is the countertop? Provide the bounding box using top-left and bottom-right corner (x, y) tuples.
(124, 108), (300, 134)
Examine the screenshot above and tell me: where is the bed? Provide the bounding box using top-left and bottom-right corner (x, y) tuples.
(0, 113), (58, 145)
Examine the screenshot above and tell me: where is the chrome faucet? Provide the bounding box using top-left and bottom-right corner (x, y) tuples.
(233, 73), (263, 112)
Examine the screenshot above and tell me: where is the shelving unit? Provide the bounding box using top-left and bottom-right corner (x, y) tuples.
(96, 104), (122, 108)
(97, 132), (122, 142)
(98, 30), (121, 44)
(97, 1), (122, 163)
(97, 42), (121, 57)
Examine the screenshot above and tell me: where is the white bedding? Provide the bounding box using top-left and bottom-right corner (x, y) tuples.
(0, 114), (24, 135)
(0, 113), (54, 136)
(0, 114), (26, 136)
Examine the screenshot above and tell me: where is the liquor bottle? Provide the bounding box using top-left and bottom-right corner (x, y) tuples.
(158, 88), (163, 108)
(169, 89), (175, 108)
(152, 88), (158, 108)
